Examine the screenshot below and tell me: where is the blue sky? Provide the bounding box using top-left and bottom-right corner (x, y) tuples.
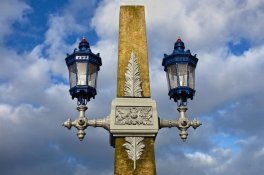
(0, 0), (264, 175)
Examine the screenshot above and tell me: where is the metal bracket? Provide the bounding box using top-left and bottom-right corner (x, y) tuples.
(159, 106), (202, 141)
(62, 105), (110, 141)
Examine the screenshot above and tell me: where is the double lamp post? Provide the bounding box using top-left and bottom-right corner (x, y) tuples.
(62, 37), (201, 142)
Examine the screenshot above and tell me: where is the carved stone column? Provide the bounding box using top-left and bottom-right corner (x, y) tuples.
(117, 6), (150, 98)
(113, 6), (156, 175)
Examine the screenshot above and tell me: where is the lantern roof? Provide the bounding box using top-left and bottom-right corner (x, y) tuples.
(65, 37), (102, 68)
(162, 37), (198, 68)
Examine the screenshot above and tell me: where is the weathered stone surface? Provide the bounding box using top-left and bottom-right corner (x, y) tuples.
(114, 6), (156, 175)
(117, 6), (150, 98)
(114, 137), (156, 175)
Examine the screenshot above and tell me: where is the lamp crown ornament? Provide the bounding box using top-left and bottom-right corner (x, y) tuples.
(78, 37), (90, 51)
(174, 37), (185, 51)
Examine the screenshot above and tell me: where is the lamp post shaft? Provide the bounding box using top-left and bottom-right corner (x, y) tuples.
(114, 6), (156, 175)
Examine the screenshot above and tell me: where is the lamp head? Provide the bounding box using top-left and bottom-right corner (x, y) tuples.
(65, 37), (102, 105)
(162, 38), (198, 106)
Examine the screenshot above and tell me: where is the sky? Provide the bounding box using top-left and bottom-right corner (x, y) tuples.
(0, 0), (264, 174)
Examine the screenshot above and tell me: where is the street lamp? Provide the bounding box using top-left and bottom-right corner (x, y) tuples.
(63, 37), (108, 141)
(65, 37), (102, 105)
(62, 37), (201, 142)
(162, 38), (198, 106)
(160, 38), (201, 141)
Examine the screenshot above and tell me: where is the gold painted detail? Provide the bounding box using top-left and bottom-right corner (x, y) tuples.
(115, 106), (153, 125)
(123, 137), (145, 170)
(124, 51), (143, 97)
(115, 6), (156, 174)
(117, 6), (151, 97)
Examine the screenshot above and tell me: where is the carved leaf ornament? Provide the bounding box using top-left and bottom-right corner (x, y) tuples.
(123, 51), (145, 170)
(123, 137), (145, 170)
(124, 51), (143, 97)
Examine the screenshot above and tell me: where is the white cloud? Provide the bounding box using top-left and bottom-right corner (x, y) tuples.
(186, 43), (264, 114)
(0, 0), (31, 42)
(186, 152), (216, 166)
(254, 147), (264, 158)
(0, 104), (12, 119)
(0, 103), (46, 124)
(212, 147), (232, 157)
(91, 0), (119, 40)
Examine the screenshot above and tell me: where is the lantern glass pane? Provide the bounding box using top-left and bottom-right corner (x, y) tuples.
(69, 63), (77, 88)
(177, 63), (188, 86)
(188, 65), (195, 89)
(77, 62), (87, 85)
(166, 64), (177, 90)
(166, 71), (171, 91)
(88, 63), (98, 88)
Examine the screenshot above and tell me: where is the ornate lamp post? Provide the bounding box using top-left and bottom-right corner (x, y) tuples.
(160, 38), (201, 141)
(63, 38), (109, 141)
(162, 38), (197, 106)
(62, 6), (202, 174)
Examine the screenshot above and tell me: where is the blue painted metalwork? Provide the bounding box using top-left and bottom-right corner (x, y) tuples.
(162, 38), (198, 106)
(162, 39), (198, 69)
(65, 38), (102, 105)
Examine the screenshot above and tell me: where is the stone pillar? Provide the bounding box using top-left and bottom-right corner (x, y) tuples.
(114, 6), (156, 175)
(117, 6), (150, 98)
